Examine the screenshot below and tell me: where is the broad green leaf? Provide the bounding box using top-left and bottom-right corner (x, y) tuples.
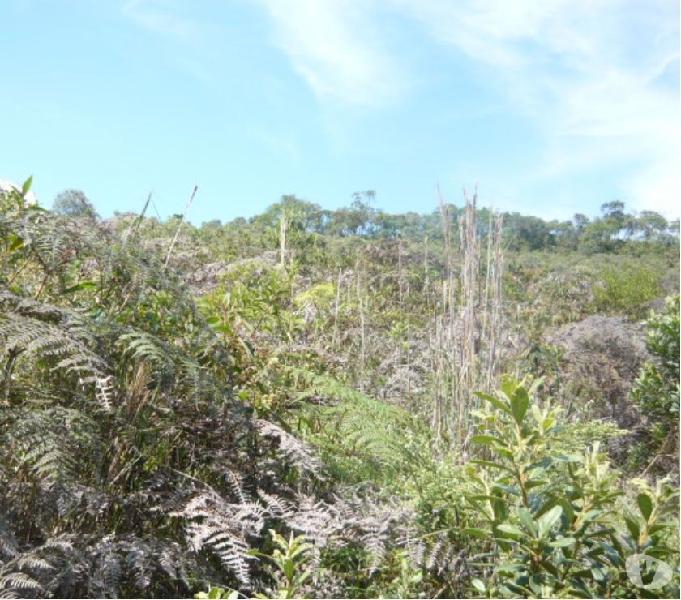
(518, 508), (537, 536)
(579, 509), (604, 524)
(471, 578), (486, 594)
(528, 456), (553, 470)
(557, 498), (575, 522)
(63, 281), (97, 294)
(22, 175), (33, 195)
(645, 546), (675, 559)
(624, 515), (640, 542)
(475, 392), (511, 415)
(537, 505), (563, 538)
(550, 537), (576, 547)
(471, 434), (506, 448)
(497, 523), (524, 538)
(510, 386), (530, 425)
(637, 493), (654, 522)
(528, 575), (543, 595)
(492, 483), (520, 496)
(500, 376), (518, 400)
(9, 235), (24, 251)
(539, 558), (559, 577)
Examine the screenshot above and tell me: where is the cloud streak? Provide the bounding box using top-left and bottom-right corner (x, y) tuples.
(259, 0), (679, 216)
(122, 0), (201, 40)
(400, 0), (679, 215)
(259, 0), (405, 107)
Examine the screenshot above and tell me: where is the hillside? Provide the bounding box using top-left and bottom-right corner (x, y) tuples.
(1, 181), (679, 599)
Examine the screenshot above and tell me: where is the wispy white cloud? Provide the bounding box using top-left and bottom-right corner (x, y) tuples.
(121, 0), (221, 85)
(122, 0), (201, 40)
(259, 0), (678, 216)
(259, 0), (405, 107)
(395, 0), (680, 216)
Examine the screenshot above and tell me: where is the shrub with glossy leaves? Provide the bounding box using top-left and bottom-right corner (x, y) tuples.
(465, 378), (679, 598)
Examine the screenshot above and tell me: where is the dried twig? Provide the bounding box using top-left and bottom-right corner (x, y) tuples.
(164, 185), (198, 270)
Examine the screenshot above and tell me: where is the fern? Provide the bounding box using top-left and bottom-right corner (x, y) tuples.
(117, 330), (174, 372)
(1, 407), (99, 488)
(0, 518), (18, 565)
(0, 571), (43, 598)
(256, 419), (323, 479)
(0, 293), (107, 385)
(170, 488), (265, 588)
(291, 369), (423, 485)
(95, 375), (115, 412)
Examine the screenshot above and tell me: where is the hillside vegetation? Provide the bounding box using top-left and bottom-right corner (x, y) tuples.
(1, 181), (679, 599)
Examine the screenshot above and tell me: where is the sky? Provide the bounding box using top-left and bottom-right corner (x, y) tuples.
(0, 0), (679, 224)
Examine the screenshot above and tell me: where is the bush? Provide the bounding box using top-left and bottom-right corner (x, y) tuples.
(463, 378), (679, 598)
(593, 263), (663, 318)
(630, 296), (680, 474)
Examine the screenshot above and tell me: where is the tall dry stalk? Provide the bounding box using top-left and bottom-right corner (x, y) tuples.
(483, 213), (504, 390)
(430, 189), (504, 456)
(356, 256), (367, 392)
(437, 185), (456, 320)
(279, 210), (287, 268)
(164, 185), (198, 270)
(332, 268), (342, 348)
(455, 192), (480, 449)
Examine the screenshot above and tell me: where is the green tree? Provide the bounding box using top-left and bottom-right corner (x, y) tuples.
(635, 211), (668, 241)
(52, 189), (98, 220)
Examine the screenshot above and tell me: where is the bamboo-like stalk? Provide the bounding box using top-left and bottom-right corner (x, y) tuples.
(455, 190), (480, 450)
(332, 268), (342, 348)
(422, 235), (430, 311)
(164, 185), (198, 270)
(484, 213), (504, 391)
(279, 210), (287, 268)
(430, 188), (505, 457)
(437, 185), (455, 319)
(356, 256), (366, 392)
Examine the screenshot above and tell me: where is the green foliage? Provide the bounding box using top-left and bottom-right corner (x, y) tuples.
(0, 196), (344, 598)
(295, 369), (429, 487)
(630, 296), (680, 471)
(466, 378), (679, 598)
(253, 530), (313, 599)
(52, 189), (99, 221)
(594, 262), (663, 318)
(195, 586), (239, 599)
(202, 261), (299, 340)
(1, 177), (679, 599)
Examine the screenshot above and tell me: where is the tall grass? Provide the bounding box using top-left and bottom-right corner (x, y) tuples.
(430, 191), (504, 455)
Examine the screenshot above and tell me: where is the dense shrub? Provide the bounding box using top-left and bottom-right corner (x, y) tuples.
(593, 263), (663, 318)
(630, 296), (680, 475)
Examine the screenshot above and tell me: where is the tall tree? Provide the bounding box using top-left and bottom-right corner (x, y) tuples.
(52, 189), (98, 220)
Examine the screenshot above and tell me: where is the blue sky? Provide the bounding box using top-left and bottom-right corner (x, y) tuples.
(1, 0), (678, 223)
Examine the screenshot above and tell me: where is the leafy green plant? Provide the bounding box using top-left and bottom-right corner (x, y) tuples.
(195, 586), (239, 599)
(466, 377), (679, 598)
(253, 530), (313, 599)
(593, 262), (663, 318)
(630, 295), (680, 472)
